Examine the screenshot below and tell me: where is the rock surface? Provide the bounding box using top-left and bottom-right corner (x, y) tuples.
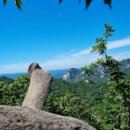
(22, 63), (52, 109)
(0, 105), (96, 130)
(63, 68), (79, 81)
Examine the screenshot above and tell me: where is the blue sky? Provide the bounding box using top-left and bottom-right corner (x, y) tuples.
(0, 0), (130, 73)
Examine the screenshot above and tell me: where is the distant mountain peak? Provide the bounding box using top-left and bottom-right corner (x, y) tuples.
(63, 58), (130, 82)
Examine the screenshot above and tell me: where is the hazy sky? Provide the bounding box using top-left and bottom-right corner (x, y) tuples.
(0, 0), (130, 73)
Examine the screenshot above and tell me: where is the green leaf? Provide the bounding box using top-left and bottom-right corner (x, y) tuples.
(104, 0), (112, 8)
(15, 0), (22, 9)
(3, 0), (8, 5)
(85, 0), (92, 9)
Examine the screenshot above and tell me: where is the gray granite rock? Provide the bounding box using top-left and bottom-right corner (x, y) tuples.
(0, 105), (96, 130)
(22, 63), (52, 109)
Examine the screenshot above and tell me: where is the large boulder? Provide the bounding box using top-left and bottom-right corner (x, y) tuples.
(0, 105), (96, 130)
(22, 63), (52, 109)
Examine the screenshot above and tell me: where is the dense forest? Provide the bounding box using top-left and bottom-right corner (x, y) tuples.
(0, 75), (106, 129)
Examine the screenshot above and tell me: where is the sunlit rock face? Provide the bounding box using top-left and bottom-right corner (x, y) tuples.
(63, 68), (79, 81)
(22, 62), (52, 110)
(0, 106), (97, 130)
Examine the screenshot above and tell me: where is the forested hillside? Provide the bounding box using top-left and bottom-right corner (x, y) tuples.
(0, 75), (105, 129)
(0, 67), (130, 130)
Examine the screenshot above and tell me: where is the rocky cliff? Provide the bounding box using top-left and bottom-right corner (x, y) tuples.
(63, 58), (130, 82)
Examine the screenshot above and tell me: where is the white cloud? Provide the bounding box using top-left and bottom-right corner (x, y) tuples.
(0, 62), (30, 74)
(113, 51), (130, 61)
(41, 53), (97, 70)
(108, 37), (130, 49)
(0, 37), (130, 74)
(70, 48), (91, 57)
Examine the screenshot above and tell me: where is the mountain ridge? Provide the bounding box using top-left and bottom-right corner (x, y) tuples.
(62, 58), (130, 82)
(0, 69), (69, 79)
(0, 58), (130, 82)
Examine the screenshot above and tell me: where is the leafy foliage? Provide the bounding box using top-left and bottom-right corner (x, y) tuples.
(85, 0), (93, 9)
(48, 79), (104, 106)
(44, 91), (89, 120)
(3, 0), (22, 9)
(0, 76), (104, 129)
(43, 79), (105, 129)
(0, 76), (29, 106)
(3, 0), (8, 5)
(59, 0), (112, 9)
(104, 0), (112, 8)
(83, 24), (130, 130)
(3, 0), (112, 10)
(0, 76), (14, 84)
(15, 0), (22, 9)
